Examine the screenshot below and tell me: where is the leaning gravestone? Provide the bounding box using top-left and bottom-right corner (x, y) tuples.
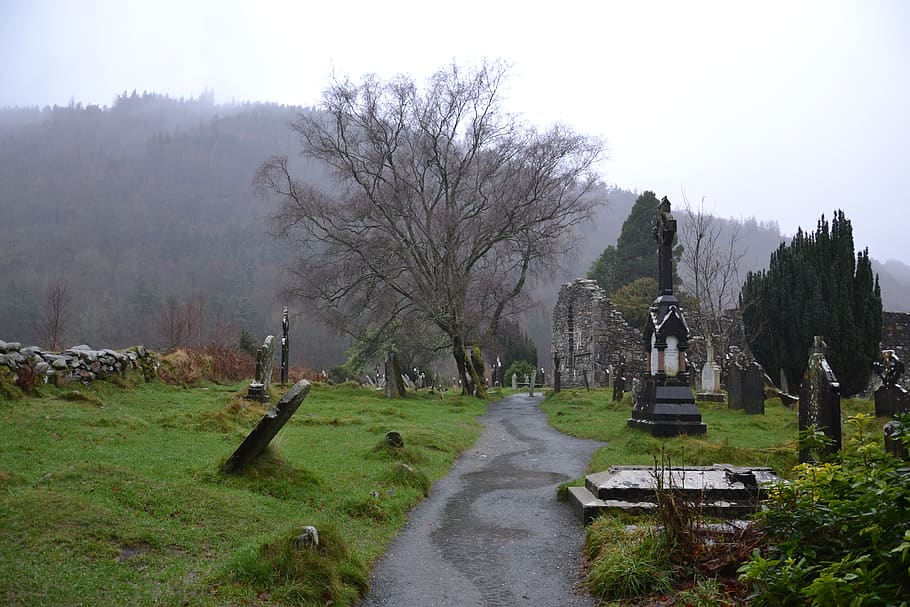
(222, 380), (311, 473)
(246, 335), (275, 402)
(798, 337), (842, 463)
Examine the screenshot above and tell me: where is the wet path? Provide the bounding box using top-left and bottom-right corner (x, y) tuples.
(358, 392), (602, 606)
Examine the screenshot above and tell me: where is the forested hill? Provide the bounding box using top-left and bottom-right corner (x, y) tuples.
(0, 93), (346, 367)
(2, 94), (907, 370)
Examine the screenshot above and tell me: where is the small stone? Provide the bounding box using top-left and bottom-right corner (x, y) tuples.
(386, 430), (404, 448)
(293, 526), (319, 549)
(51, 357), (69, 369)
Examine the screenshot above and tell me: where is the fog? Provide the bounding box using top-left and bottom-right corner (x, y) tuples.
(2, 0), (909, 263)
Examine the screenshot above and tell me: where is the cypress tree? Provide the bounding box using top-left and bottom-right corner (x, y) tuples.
(741, 210), (882, 395)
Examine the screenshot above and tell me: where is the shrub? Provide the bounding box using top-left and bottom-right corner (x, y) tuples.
(503, 360), (536, 386)
(739, 413), (910, 605)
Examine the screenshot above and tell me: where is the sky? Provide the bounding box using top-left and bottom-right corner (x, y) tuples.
(2, 0), (909, 264)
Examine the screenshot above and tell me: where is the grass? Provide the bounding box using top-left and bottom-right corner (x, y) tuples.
(0, 377), (486, 606)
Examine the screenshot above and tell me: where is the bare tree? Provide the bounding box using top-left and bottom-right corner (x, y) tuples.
(256, 61), (605, 394)
(36, 279), (71, 351)
(679, 194), (745, 361)
(157, 293), (208, 351)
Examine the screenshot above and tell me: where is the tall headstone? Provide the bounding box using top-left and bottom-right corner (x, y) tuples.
(628, 197), (706, 436)
(742, 362), (766, 415)
(529, 370), (537, 396)
(553, 352), (561, 393)
(726, 362), (743, 410)
(280, 306), (289, 385)
(697, 336), (724, 402)
(246, 335), (276, 402)
(799, 337), (842, 463)
(512, 373), (518, 390)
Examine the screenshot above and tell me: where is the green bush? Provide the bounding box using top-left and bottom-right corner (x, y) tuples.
(503, 360), (536, 386)
(739, 413), (910, 606)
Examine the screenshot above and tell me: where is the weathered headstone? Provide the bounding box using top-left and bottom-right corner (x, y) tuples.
(529, 370), (537, 396)
(628, 197), (706, 436)
(246, 335), (276, 402)
(697, 337), (725, 402)
(798, 337), (842, 463)
(222, 380), (311, 473)
(726, 362), (743, 410)
(873, 350), (910, 417)
(612, 359), (625, 401)
(512, 373), (518, 390)
(385, 430), (404, 448)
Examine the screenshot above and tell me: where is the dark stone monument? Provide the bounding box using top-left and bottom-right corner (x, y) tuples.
(222, 380), (311, 473)
(883, 421), (908, 460)
(246, 335), (275, 402)
(280, 306), (289, 385)
(873, 350), (909, 417)
(798, 337), (842, 463)
(553, 352), (561, 393)
(727, 360), (743, 410)
(628, 197), (706, 436)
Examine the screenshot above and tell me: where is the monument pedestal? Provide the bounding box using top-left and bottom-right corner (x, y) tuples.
(628, 378), (707, 437)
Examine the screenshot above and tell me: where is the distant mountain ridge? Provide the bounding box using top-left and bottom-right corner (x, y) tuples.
(2, 95), (906, 369)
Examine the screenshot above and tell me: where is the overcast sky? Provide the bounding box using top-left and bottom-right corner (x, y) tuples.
(3, 0), (908, 264)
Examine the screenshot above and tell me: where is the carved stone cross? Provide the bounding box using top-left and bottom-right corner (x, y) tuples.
(655, 196), (676, 296)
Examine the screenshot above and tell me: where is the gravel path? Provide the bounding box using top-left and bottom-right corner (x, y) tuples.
(357, 392), (603, 606)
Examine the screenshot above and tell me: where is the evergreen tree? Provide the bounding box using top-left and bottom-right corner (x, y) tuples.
(740, 210), (882, 395)
(588, 191), (682, 294)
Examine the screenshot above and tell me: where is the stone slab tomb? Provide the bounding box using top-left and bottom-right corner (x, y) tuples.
(568, 464), (780, 524)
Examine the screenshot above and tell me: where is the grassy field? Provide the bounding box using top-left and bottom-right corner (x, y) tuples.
(541, 388), (879, 482)
(0, 378), (487, 606)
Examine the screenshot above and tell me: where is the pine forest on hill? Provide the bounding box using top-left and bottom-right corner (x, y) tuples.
(2, 93), (909, 369)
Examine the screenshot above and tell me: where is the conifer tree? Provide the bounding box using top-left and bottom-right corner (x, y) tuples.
(741, 210), (882, 395)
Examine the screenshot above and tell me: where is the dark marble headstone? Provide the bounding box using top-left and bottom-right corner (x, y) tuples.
(553, 353), (561, 393)
(627, 198), (706, 437)
(742, 362), (766, 415)
(222, 380), (311, 473)
(798, 337), (841, 463)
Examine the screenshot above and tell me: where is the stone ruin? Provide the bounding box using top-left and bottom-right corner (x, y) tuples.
(246, 335), (275, 402)
(551, 279), (644, 390)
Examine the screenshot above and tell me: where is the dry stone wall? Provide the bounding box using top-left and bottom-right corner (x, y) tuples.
(0, 339), (157, 385)
(552, 279), (645, 389)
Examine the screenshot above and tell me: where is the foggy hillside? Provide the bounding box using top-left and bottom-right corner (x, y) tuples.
(2, 95), (905, 370)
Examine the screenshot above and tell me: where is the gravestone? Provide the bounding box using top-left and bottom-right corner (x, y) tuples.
(222, 380), (311, 473)
(742, 362), (766, 414)
(697, 338), (725, 402)
(873, 350), (910, 417)
(798, 337), (841, 463)
(883, 421), (908, 460)
(628, 197), (706, 436)
(612, 358), (625, 401)
(529, 370), (537, 396)
(512, 373), (518, 390)
(246, 335), (276, 402)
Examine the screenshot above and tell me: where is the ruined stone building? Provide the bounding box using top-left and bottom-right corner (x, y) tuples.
(551, 279), (645, 389)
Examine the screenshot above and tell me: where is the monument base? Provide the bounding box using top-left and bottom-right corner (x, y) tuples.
(697, 392), (726, 403)
(628, 381), (707, 437)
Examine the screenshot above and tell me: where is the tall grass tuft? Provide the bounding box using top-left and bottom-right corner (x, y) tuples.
(222, 523), (368, 604)
(583, 517), (673, 599)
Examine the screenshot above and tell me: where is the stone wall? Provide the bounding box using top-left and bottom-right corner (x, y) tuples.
(0, 339), (157, 386)
(551, 279), (645, 389)
(882, 312), (910, 359)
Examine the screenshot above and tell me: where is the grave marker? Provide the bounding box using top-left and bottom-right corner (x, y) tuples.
(798, 337), (841, 463)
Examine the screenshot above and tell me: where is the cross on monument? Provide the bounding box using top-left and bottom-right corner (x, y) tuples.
(655, 196), (676, 296)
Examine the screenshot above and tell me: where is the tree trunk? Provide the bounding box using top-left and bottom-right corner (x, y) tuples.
(452, 335), (474, 396)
